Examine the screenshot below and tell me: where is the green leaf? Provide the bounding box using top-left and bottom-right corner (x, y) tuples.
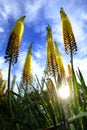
(69, 124), (76, 130)
(72, 68), (79, 99)
(68, 112), (87, 123)
(77, 68), (87, 96)
(78, 68), (86, 87)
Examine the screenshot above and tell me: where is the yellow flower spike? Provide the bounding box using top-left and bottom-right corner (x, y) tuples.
(22, 43), (33, 85)
(46, 25), (58, 76)
(5, 16), (26, 65)
(67, 64), (73, 86)
(68, 64), (72, 78)
(0, 69), (2, 84)
(60, 8), (77, 55)
(0, 81), (7, 95)
(67, 65), (73, 97)
(47, 78), (55, 94)
(55, 42), (65, 80)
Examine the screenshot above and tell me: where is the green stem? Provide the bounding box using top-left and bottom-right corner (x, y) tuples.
(70, 41), (79, 105)
(70, 46), (73, 69)
(8, 58), (12, 100)
(8, 58), (14, 117)
(70, 43), (75, 98)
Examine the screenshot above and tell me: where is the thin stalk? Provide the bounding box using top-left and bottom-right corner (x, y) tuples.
(8, 58), (12, 100)
(70, 43), (74, 94)
(8, 59), (20, 130)
(23, 81), (28, 96)
(35, 75), (42, 90)
(70, 44), (73, 70)
(70, 39), (79, 106)
(7, 57), (14, 118)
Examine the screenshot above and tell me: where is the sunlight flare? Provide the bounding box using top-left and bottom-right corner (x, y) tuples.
(58, 85), (70, 99)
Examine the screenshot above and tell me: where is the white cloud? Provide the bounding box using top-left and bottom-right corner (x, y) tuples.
(32, 59), (44, 79)
(18, 51), (27, 67)
(24, 0), (45, 23)
(73, 58), (87, 84)
(60, 56), (87, 84)
(0, 57), (8, 80)
(0, 27), (4, 32)
(81, 12), (87, 20)
(0, 0), (23, 20)
(0, 0), (45, 24)
(34, 51), (41, 58)
(13, 51), (27, 83)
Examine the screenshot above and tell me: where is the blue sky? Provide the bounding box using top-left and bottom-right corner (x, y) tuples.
(0, 0), (87, 85)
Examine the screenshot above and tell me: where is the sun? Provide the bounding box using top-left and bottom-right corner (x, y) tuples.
(58, 85), (70, 99)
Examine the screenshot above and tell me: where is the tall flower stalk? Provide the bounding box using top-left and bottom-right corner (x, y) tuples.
(4, 16), (25, 116)
(60, 7), (77, 68)
(55, 42), (65, 83)
(60, 8), (79, 100)
(22, 43), (33, 92)
(46, 25), (58, 78)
